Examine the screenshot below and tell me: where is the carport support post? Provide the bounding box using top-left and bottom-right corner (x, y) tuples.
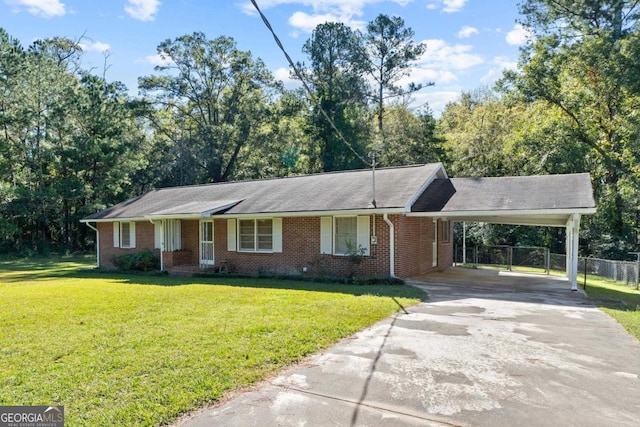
(566, 214), (581, 291)
(462, 221), (467, 265)
(545, 248), (550, 274)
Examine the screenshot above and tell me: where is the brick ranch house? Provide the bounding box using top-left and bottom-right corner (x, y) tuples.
(81, 163), (596, 285)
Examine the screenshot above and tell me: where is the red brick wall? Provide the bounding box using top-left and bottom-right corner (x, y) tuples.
(438, 220), (454, 271)
(95, 214), (453, 277)
(174, 220), (199, 265)
(394, 217), (453, 277)
(395, 216), (427, 277)
(213, 216), (391, 277)
(97, 221), (158, 269)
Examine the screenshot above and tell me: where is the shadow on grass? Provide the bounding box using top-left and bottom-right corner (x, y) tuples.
(0, 258), (427, 301)
(584, 285), (640, 311)
(93, 271), (428, 300)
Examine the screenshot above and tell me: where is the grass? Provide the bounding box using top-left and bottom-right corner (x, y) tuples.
(0, 256), (425, 426)
(580, 275), (640, 340)
(464, 263), (640, 341)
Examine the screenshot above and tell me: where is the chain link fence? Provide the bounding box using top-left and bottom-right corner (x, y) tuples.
(455, 245), (550, 272)
(551, 253), (639, 288)
(455, 246), (640, 289)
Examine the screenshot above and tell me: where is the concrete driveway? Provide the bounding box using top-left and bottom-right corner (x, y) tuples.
(178, 268), (640, 427)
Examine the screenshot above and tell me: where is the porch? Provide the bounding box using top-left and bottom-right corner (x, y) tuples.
(162, 247), (229, 276)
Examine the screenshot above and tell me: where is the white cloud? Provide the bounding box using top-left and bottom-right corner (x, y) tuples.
(125, 0), (160, 22)
(145, 53), (172, 66)
(480, 56), (517, 84)
(6, 0), (66, 18)
(396, 38), (484, 89)
(242, 0), (413, 15)
(399, 67), (457, 88)
(79, 40), (110, 52)
(442, 0), (467, 13)
(274, 67), (301, 89)
(392, 38), (483, 112)
(457, 25), (478, 38)
(413, 90), (462, 116)
(288, 10), (365, 32)
(418, 39), (484, 70)
(506, 24), (533, 46)
(243, 0), (407, 33)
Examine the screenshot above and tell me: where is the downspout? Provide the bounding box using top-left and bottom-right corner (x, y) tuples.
(383, 213), (395, 278)
(149, 219), (163, 271)
(85, 222), (100, 268)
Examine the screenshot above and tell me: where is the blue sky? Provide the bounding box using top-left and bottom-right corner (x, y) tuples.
(1, 0), (531, 114)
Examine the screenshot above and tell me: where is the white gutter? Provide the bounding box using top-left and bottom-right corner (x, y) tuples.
(383, 213), (395, 278)
(80, 208), (407, 223)
(84, 222), (100, 268)
(406, 207), (597, 217)
(80, 216), (150, 223)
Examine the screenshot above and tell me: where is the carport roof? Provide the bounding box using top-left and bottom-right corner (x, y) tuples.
(410, 173), (596, 227)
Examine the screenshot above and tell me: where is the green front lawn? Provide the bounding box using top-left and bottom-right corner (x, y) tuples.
(0, 256), (425, 426)
(581, 275), (640, 340)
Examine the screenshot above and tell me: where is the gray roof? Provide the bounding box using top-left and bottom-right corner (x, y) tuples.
(84, 164), (445, 220)
(83, 166), (596, 224)
(411, 173), (595, 213)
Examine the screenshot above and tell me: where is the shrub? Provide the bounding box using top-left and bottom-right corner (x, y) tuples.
(110, 250), (159, 272)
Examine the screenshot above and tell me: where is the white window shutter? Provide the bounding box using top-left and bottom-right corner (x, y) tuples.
(320, 216), (332, 254)
(357, 216), (370, 256)
(130, 222), (136, 248)
(272, 218), (283, 253)
(154, 222), (161, 249)
(227, 219), (237, 251)
(113, 222), (120, 248)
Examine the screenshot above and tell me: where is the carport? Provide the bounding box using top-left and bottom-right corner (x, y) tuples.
(409, 173), (597, 290)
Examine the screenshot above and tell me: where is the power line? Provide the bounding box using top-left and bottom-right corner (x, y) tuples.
(249, 0), (372, 167)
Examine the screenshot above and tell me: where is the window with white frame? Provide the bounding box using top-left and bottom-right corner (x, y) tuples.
(227, 218), (282, 253)
(320, 216), (370, 256)
(164, 219), (182, 251)
(442, 220), (450, 243)
(239, 218), (273, 252)
(334, 216), (357, 255)
(113, 221), (136, 248)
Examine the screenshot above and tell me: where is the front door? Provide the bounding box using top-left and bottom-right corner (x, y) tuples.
(200, 220), (214, 266)
(432, 220), (438, 267)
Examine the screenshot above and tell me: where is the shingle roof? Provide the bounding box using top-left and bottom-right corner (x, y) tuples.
(411, 173), (595, 213)
(84, 163), (445, 220)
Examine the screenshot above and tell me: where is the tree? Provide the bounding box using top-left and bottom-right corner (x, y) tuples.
(0, 30), (146, 252)
(374, 105), (445, 167)
(364, 14), (428, 134)
(509, 0), (640, 257)
(234, 89), (319, 180)
(298, 22), (371, 171)
(438, 89), (516, 177)
(139, 32), (278, 183)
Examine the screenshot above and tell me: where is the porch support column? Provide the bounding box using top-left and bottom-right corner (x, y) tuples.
(85, 222), (100, 268)
(566, 213), (581, 291)
(149, 218), (164, 271)
(159, 219), (165, 272)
